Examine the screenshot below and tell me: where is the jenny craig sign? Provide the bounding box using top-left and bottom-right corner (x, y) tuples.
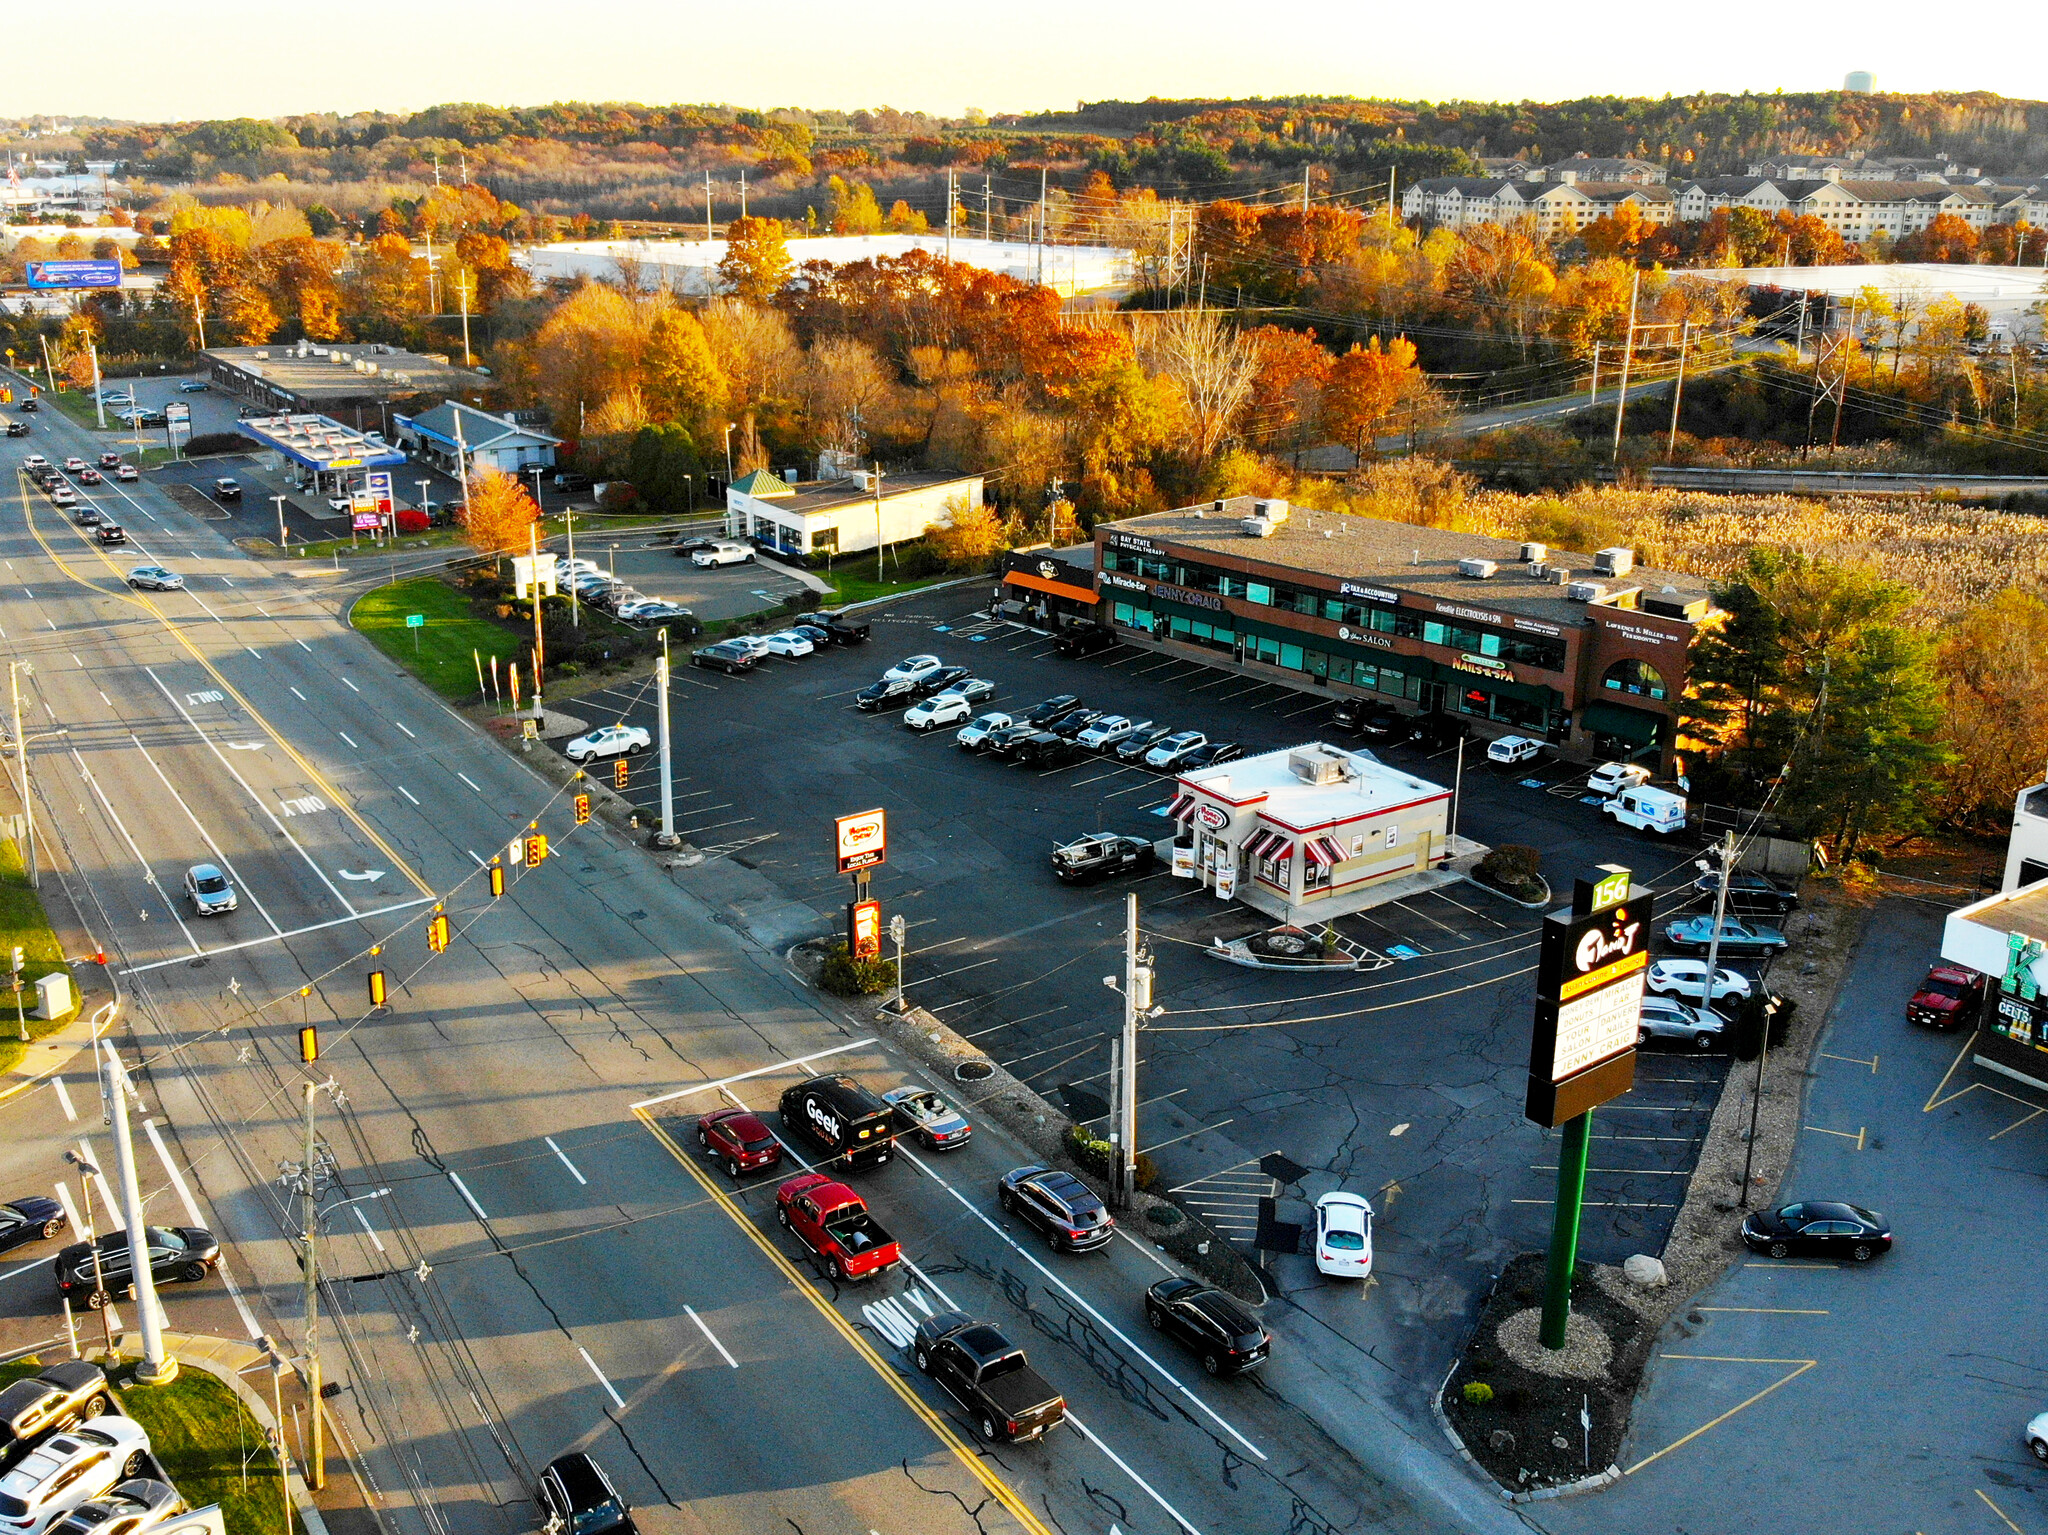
(834, 808), (888, 873)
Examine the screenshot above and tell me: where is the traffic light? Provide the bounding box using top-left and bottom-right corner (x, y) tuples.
(574, 793), (591, 826)
(489, 863), (505, 898)
(299, 1025), (319, 1063)
(613, 758), (629, 790)
(368, 970), (387, 1008)
(524, 834), (548, 868)
(427, 913), (450, 953)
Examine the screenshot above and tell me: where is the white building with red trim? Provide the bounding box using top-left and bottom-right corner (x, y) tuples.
(1165, 743), (1461, 925)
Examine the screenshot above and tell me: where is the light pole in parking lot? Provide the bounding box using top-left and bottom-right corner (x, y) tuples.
(650, 629), (678, 849)
(1102, 893), (1156, 1208)
(271, 493), (288, 550)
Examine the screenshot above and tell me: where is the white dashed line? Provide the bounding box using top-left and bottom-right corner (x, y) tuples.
(290, 687), (307, 701)
(457, 773), (481, 792)
(447, 1172), (489, 1221)
(352, 1206), (386, 1252)
(545, 1137), (587, 1185)
(342, 676), (361, 692)
(338, 732), (357, 748)
(397, 786), (420, 805)
(684, 1306), (739, 1369)
(578, 1347), (626, 1409)
(393, 721), (415, 738)
(51, 1076), (75, 1122)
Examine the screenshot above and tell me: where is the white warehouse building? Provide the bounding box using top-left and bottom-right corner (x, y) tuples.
(726, 459), (985, 559)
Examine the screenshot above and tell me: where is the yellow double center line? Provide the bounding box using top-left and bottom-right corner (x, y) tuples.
(633, 1107), (1053, 1535)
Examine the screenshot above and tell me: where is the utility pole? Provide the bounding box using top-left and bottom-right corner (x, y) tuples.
(299, 1076), (326, 1489)
(739, 168), (747, 220)
(61, 1151), (116, 1359)
(1793, 292), (1808, 363)
(1589, 342), (1600, 405)
(565, 506), (579, 626)
(1114, 892), (1152, 1208)
(1610, 267), (1640, 464)
(945, 168), (954, 263)
(102, 1043), (173, 1383)
(272, 493), (288, 550)
(1038, 166), (1049, 287)
(983, 175), (992, 241)
(651, 630), (677, 848)
(423, 229), (438, 316)
(1829, 302), (1855, 453)
(889, 913), (907, 1014)
(39, 332), (57, 395)
(1666, 322), (1691, 462)
(1300, 167), (1309, 213)
(9, 661), (35, 886)
(1700, 826), (1736, 1071)
(1387, 167), (1396, 230)
(450, 409), (471, 526)
(872, 463), (886, 582)
(527, 522), (545, 724)
(704, 171), (713, 242)
(456, 271), (474, 368)
(88, 339), (104, 428)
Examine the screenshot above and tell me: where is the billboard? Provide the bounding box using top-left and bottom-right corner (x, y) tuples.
(1526, 864), (1654, 1127)
(835, 808), (887, 873)
(25, 260), (122, 290)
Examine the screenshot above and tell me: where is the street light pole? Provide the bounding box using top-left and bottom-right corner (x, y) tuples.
(652, 630), (677, 848)
(101, 1043), (173, 1383)
(61, 1152), (116, 1359)
(271, 494), (288, 551)
(565, 507), (579, 627)
(10, 660), (35, 886)
(298, 1078), (327, 1489)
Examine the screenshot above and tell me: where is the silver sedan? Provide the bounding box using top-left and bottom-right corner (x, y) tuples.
(1637, 994), (1724, 1049)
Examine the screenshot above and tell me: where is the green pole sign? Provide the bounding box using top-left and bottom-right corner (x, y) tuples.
(406, 613), (424, 653)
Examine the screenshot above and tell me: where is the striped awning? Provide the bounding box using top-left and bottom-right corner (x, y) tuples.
(1302, 835), (1350, 867)
(1166, 793), (1199, 825)
(1243, 828), (1289, 861)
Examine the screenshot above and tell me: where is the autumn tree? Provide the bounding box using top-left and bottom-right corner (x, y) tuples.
(1322, 336), (1423, 460)
(1244, 325), (1333, 466)
(1936, 589), (2048, 828)
(462, 467), (540, 556)
(256, 235), (345, 341)
(642, 304), (726, 428)
(1896, 213), (1978, 264)
(924, 493), (1010, 566)
(344, 232), (428, 335)
(529, 282), (647, 425)
(716, 217), (792, 303)
(884, 199), (929, 233)
(824, 177), (884, 235)
(1137, 307), (1257, 468)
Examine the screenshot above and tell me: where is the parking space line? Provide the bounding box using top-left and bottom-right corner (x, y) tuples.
(1742, 1261), (1837, 1269)
(1800, 1123), (1866, 1149)
(1818, 1051), (1877, 1072)
(1696, 1307), (1829, 1315)
(1278, 698), (1327, 718)
(1976, 1489), (2025, 1535)
(1511, 1198), (1676, 1208)
(1623, 1356), (1817, 1476)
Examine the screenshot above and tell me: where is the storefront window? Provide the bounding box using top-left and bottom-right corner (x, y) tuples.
(1304, 859), (1332, 892)
(1602, 658), (1667, 700)
(1112, 602), (1155, 633)
(1245, 582), (1272, 606)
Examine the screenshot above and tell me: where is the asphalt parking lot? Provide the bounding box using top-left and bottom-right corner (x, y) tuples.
(571, 531), (816, 622)
(550, 581), (1781, 1417)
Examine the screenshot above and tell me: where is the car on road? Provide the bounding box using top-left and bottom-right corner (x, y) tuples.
(211, 478), (241, 502)
(1645, 957), (1753, 1007)
(1486, 735), (1545, 766)
(1180, 741), (1242, 770)
(1663, 915), (1789, 957)
(720, 635), (773, 660)
(1637, 994), (1724, 1049)
(74, 468), (101, 486)
(1054, 626), (1118, 657)
(689, 641), (756, 675)
(695, 1108), (784, 1178)
(943, 676), (995, 705)
(1050, 833), (1156, 885)
(177, 379), (208, 392)
(613, 599), (670, 624)
(1144, 731), (1209, 769)
(1019, 693), (1080, 727)
(690, 539), (754, 567)
(903, 692), (975, 732)
(124, 567), (182, 592)
(534, 1454), (634, 1535)
(45, 1478), (185, 1535)
(554, 557), (602, 580)
(1690, 870), (1800, 915)
(1009, 731), (1081, 769)
(881, 655), (946, 687)
(47, 485), (76, 508)
(0, 1417), (152, 1532)
(72, 507), (101, 528)
(792, 610), (871, 646)
(97, 454), (121, 469)
(1075, 715), (1145, 751)
(112, 466), (137, 483)
(53, 1226), (220, 1306)
(912, 1313), (1066, 1444)
(62, 457), (86, 473)
(759, 630), (815, 659)
(182, 864), (237, 917)
(2026, 1410), (2048, 1465)
(2, 423), (27, 438)
(1313, 1192), (1374, 1278)
(17, 398), (37, 412)
(1114, 724), (1175, 763)
(855, 677), (919, 713)
(20, 456), (48, 471)
(1907, 964), (1985, 1031)
(997, 1166), (1114, 1252)
(953, 712), (1013, 750)
(776, 1173), (900, 1281)
(1145, 1278), (1270, 1376)
(1740, 1200), (1891, 1262)
(564, 724), (650, 763)
(880, 1086), (972, 1151)
(625, 602), (698, 634)
(780, 1075), (895, 1170)
(0, 1198), (65, 1258)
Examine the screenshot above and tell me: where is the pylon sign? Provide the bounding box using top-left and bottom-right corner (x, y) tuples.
(1526, 865), (1654, 1128)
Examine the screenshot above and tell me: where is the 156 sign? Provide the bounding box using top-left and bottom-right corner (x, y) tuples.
(1526, 864), (1655, 1127)
(835, 808), (887, 873)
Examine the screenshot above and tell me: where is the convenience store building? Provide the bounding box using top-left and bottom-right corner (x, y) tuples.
(1092, 498), (1715, 771)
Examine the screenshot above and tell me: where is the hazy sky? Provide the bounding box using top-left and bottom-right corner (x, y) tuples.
(4, 0), (2028, 121)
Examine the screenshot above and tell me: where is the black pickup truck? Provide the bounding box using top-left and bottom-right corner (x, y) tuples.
(794, 610), (872, 646)
(912, 1313), (1065, 1443)
(1050, 833), (1157, 885)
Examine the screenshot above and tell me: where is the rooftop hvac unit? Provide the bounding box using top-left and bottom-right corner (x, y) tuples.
(1250, 498), (1290, 524)
(1529, 562), (1549, 580)
(1594, 547), (1635, 577)
(1567, 581), (1607, 603)
(254, 351), (270, 360)
(1519, 542), (1547, 563)
(1458, 558), (1498, 579)
(1288, 745), (1351, 785)
(1212, 500), (1226, 512)
(1241, 517), (1277, 538)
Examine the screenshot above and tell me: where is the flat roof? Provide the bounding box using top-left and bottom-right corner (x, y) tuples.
(237, 413), (405, 471)
(1108, 498), (1711, 629)
(1182, 743), (1448, 831)
(203, 343), (489, 402)
(746, 471), (983, 519)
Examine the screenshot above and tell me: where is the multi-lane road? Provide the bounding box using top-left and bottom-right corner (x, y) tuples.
(0, 393), (1495, 1535)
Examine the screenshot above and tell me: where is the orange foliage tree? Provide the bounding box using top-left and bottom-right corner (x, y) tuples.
(462, 468), (540, 556)
(1322, 336), (1422, 460)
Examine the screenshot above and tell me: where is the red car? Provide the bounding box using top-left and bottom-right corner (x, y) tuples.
(1907, 964), (1984, 1030)
(775, 1173), (899, 1282)
(696, 1107), (783, 1177)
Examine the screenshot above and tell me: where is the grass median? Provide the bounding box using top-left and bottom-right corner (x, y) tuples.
(351, 576), (522, 701)
(0, 837), (80, 1076)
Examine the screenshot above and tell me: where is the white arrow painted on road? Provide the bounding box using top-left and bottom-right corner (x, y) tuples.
(225, 742), (266, 751)
(337, 869), (386, 882)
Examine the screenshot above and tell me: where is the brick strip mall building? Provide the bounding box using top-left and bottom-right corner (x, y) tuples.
(1090, 498), (1716, 772)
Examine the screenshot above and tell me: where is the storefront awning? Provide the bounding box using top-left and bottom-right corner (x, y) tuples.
(1167, 793), (1198, 825)
(1581, 701), (1664, 746)
(1244, 828), (1289, 860)
(1302, 835), (1349, 867)
(1003, 570), (1099, 605)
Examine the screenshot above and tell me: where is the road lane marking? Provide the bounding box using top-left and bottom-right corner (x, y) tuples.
(466, 850), (488, 868)
(77, 1136), (124, 1230)
(394, 721), (415, 738)
(684, 1304), (739, 1368)
(1696, 1307), (1828, 1315)
(397, 786), (420, 805)
(127, 732), (284, 936)
(577, 1346), (626, 1409)
(52, 1076), (75, 1122)
(117, 898), (438, 975)
(341, 676), (360, 692)
(338, 732), (357, 748)
(457, 773), (481, 793)
(630, 1038), (878, 1110)
(290, 687), (307, 701)
(545, 1137), (587, 1185)
(447, 1172), (489, 1221)
(73, 751), (203, 957)
(142, 1117), (262, 1340)
(1067, 1409), (1204, 1535)
(0, 1255), (51, 1286)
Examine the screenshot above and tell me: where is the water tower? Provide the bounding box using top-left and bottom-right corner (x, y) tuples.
(1845, 70), (1876, 93)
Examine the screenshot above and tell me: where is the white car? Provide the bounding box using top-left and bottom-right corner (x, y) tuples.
(614, 599), (668, 622)
(555, 557), (601, 581)
(2025, 1409), (2048, 1464)
(760, 630), (815, 658)
(904, 692), (975, 732)
(1144, 731), (1208, 769)
(1646, 958), (1753, 1006)
(62, 457), (86, 473)
(564, 724), (650, 763)
(21, 455), (49, 470)
(1077, 715), (1146, 750)
(955, 712), (1013, 749)
(113, 465), (138, 483)
(1486, 735), (1545, 766)
(1313, 1192), (1374, 1278)
(1638, 994), (1723, 1049)
(882, 654), (945, 686)
(1586, 761), (1652, 797)
(125, 566), (183, 591)
(0, 1416), (153, 1534)
(691, 540), (754, 567)
(325, 494), (353, 512)
(724, 634), (773, 661)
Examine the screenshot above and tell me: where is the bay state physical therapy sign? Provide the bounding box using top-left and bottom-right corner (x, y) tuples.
(1526, 865), (1655, 1127)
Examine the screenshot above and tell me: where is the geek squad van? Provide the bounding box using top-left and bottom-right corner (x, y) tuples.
(779, 1075), (895, 1170)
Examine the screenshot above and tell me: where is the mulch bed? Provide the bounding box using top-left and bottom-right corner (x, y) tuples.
(1440, 1253), (1660, 1493)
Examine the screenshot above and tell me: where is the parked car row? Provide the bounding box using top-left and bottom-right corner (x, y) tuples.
(689, 610), (871, 675)
(0, 1363), (183, 1535)
(551, 558), (699, 633)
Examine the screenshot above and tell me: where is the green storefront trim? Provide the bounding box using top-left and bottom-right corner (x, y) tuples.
(1580, 700), (1664, 745)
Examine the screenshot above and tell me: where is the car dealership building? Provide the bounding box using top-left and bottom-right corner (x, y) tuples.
(1091, 498), (1716, 771)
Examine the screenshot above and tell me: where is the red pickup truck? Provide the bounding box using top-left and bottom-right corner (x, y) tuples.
(775, 1173), (900, 1282)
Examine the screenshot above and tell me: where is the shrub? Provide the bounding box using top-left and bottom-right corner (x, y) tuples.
(394, 508), (429, 535)
(818, 941), (896, 997)
(1475, 844), (1545, 900)
(182, 431), (258, 457)
(1461, 1380), (1494, 1405)
(1060, 1125), (1158, 1190)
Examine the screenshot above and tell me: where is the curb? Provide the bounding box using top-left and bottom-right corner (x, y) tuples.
(157, 1336), (331, 1535)
(1429, 1341), (1623, 1503)
(1458, 872), (1552, 911)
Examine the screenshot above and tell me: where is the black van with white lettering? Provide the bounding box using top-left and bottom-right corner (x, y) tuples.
(779, 1075), (895, 1171)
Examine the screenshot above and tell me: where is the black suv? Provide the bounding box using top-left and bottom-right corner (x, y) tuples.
(997, 1166), (1114, 1252)
(1054, 626), (1117, 657)
(1690, 871), (1800, 915)
(794, 610), (872, 646)
(53, 1226), (220, 1307)
(1144, 1278), (1270, 1376)
(212, 478), (242, 502)
(535, 1454), (635, 1535)
(914, 664), (971, 697)
(1009, 731), (1080, 769)
(1019, 694), (1081, 727)
(1114, 725), (1174, 763)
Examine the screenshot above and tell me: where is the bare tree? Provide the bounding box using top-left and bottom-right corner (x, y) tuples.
(1137, 307), (1258, 466)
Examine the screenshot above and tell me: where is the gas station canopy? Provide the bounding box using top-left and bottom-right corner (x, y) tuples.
(236, 413), (407, 474)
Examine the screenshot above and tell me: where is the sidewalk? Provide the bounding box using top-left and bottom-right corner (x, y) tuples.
(0, 825), (119, 1104)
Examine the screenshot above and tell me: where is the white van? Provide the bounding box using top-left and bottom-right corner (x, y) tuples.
(1587, 761), (1652, 797)
(1604, 784), (1687, 835)
(691, 539), (755, 568)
